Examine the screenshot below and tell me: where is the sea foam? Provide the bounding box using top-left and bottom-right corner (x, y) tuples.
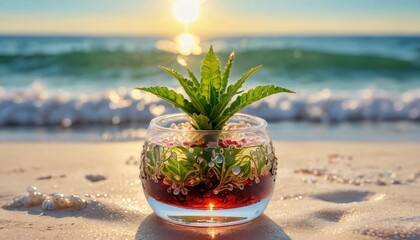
(0, 83), (419, 127)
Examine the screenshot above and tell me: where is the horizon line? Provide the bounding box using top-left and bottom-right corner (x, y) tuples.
(1, 32), (420, 39)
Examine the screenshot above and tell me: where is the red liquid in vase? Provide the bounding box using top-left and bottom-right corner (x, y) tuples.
(141, 142), (275, 210)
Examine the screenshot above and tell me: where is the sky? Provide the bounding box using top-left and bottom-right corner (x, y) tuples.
(0, 0), (420, 36)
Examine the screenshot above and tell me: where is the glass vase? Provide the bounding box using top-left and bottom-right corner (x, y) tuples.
(140, 113), (277, 226)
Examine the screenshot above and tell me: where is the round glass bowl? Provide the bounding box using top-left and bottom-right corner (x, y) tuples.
(140, 113), (277, 227)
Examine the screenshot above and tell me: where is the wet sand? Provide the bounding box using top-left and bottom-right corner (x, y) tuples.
(0, 142), (419, 239)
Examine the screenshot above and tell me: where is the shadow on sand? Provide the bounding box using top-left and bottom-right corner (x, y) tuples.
(136, 214), (291, 240)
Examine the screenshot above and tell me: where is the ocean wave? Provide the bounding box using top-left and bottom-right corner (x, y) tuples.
(0, 48), (419, 76)
(0, 83), (419, 126)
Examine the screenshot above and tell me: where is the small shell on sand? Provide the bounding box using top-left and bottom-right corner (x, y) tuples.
(2, 187), (88, 211)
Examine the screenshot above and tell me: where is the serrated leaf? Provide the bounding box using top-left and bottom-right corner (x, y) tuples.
(137, 46), (295, 130)
(220, 51), (235, 96)
(187, 67), (200, 87)
(160, 66), (207, 115)
(200, 46), (221, 105)
(214, 85), (294, 129)
(209, 65), (261, 120)
(136, 86), (196, 116)
(190, 113), (212, 130)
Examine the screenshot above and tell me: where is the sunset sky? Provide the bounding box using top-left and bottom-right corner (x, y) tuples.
(1, 0), (420, 36)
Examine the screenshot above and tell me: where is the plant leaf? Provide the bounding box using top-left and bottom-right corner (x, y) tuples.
(191, 113), (212, 130)
(220, 51), (235, 97)
(209, 65), (261, 120)
(136, 86), (196, 116)
(160, 66), (207, 115)
(214, 85), (295, 129)
(187, 67), (200, 87)
(200, 46), (221, 106)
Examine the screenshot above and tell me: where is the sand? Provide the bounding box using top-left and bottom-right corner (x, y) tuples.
(0, 142), (419, 240)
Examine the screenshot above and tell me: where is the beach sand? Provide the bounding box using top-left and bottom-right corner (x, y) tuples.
(0, 142), (419, 239)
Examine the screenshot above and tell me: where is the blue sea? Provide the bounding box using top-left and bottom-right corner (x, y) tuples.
(0, 35), (419, 141)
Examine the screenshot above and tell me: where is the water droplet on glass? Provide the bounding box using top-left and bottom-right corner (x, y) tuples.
(215, 154), (224, 164)
(232, 166), (241, 175)
(208, 162), (215, 168)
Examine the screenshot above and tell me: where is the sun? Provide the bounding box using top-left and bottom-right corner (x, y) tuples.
(172, 0), (200, 24)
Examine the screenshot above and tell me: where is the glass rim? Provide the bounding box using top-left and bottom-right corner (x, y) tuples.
(149, 113), (267, 134)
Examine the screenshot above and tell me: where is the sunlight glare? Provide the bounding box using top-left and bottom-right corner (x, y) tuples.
(173, 0), (200, 24)
(175, 32), (202, 56)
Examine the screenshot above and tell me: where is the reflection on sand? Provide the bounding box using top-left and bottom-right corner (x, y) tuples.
(136, 214), (291, 240)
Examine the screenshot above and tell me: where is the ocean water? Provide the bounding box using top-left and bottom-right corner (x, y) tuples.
(0, 35), (419, 141)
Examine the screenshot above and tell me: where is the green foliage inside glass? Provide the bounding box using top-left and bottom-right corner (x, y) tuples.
(137, 46), (294, 130)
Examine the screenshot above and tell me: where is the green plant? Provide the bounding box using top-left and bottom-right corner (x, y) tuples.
(137, 46), (294, 130)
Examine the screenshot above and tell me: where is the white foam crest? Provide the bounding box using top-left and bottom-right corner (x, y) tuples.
(0, 84), (419, 126)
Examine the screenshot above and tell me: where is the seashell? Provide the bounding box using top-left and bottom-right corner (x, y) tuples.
(55, 198), (70, 208)
(50, 193), (64, 199)
(20, 195), (33, 207)
(68, 195), (87, 209)
(3, 201), (21, 208)
(5, 196), (25, 208)
(42, 199), (57, 211)
(73, 199), (87, 210)
(30, 192), (47, 206)
(26, 186), (37, 194)
(50, 193), (65, 205)
(68, 195), (81, 206)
